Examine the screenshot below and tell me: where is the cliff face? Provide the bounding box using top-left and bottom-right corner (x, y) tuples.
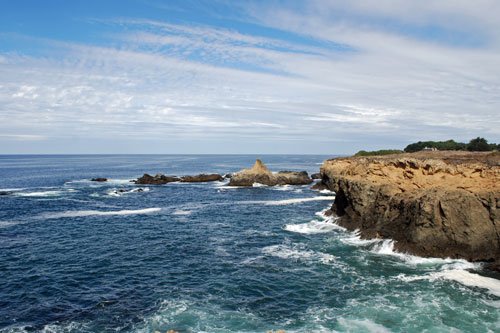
(320, 151), (500, 263)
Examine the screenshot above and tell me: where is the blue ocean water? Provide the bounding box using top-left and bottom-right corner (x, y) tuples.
(1, 154), (500, 333)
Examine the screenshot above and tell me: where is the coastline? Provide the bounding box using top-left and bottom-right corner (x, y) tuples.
(317, 151), (500, 268)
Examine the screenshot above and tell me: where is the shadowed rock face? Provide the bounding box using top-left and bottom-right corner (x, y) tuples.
(135, 174), (181, 185)
(181, 174), (224, 182)
(320, 151), (500, 266)
(229, 159), (312, 186)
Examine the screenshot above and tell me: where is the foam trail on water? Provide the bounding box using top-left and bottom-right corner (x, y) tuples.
(284, 220), (341, 234)
(370, 239), (480, 269)
(45, 208), (161, 219)
(400, 270), (500, 297)
(15, 190), (65, 197)
(262, 244), (337, 264)
(319, 189), (335, 195)
(241, 197), (335, 206)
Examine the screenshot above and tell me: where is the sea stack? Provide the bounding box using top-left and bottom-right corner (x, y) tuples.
(229, 158), (312, 186)
(318, 151), (500, 267)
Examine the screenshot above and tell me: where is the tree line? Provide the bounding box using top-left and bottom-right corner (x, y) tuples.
(404, 138), (499, 153)
(354, 137), (499, 157)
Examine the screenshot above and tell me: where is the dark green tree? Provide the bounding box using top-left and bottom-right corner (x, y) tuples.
(467, 137), (490, 151)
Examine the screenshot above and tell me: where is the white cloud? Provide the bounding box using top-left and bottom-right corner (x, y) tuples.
(1, 2), (499, 153)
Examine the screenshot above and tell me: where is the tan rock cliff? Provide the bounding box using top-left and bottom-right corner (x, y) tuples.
(320, 151), (500, 264)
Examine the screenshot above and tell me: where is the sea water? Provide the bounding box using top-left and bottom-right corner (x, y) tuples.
(0, 155), (499, 332)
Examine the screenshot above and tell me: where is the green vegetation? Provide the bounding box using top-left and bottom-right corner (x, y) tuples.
(404, 137), (499, 153)
(355, 149), (404, 157)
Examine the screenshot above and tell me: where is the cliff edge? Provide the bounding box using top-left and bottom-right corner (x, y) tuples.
(320, 151), (500, 265)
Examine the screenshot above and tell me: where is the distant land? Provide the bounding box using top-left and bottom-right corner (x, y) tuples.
(355, 137), (500, 156)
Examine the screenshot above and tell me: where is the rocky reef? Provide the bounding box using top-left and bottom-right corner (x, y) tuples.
(135, 173), (224, 184)
(229, 159), (313, 186)
(135, 174), (181, 185)
(181, 174), (224, 182)
(319, 151), (500, 266)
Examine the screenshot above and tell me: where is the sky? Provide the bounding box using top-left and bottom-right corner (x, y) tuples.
(1, 0), (499, 154)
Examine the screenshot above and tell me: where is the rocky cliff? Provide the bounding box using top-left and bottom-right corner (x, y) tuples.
(320, 151), (500, 265)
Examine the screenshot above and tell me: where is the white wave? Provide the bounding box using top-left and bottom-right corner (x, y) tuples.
(284, 220), (341, 234)
(107, 178), (136, 185)
(432, 270), (500, 297)
(252, 182), (268, 187)
(262, 244), (337, 264)
(0, 188), (26, 192)
(274, 184), (294, 191)
(319, 189), (335, 195)
(15, 190), (65, 197)
(172, 210), (192, 216)
(45, 208), (161, 219)
(370, 239), (480, 269)
(399, 270), (500, 298)
(105, 187), (149, 197)
(337, 317), (391, 333)
(240, 197), (335, 206)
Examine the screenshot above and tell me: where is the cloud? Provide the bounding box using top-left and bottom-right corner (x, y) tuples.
(0, 2), (499, 153)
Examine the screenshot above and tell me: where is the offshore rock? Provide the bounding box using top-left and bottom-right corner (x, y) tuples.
(181, 174), (224, 182)
(91, 178), (107, 182)
(320, 151), (500, 264)
(134, 173), (181, 185)
(229, 159), (312, 186)
(311, 173), (322, 179)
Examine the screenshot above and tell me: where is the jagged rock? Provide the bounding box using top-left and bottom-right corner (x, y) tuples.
(311, 182), (329, 191)
(229, 159), (312, 186)
(321, 151), (500, 264)
(91, 178), (107, 182)
(181, 174), (224, 182)
(135, 173), (180, 185)
(311, 173), (321, 179)
(224, 173), (232, 179)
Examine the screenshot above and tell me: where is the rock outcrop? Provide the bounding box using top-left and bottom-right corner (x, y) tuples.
(91, 178), (107, 182)
(229, 159), (313, 186)
(181, 174), (224, 182)
(320, 151), (500, 265)
(135, 174), (181, 185)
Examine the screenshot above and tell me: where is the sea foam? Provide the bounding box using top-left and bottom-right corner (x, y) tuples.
(241, 197), (335, 206)
(44, 208), (161, 219)
(284, 220), (341, 234)
(262, 244), (337, 265)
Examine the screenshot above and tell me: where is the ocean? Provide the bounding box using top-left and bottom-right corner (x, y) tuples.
(1, 154), (499, 332)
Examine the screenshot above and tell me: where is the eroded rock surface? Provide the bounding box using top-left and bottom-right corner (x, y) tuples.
(181, 174), (224, 182)
(135, 173), (181, 185)
(321, 151), (500, 264)
(229, 159), (312, 186)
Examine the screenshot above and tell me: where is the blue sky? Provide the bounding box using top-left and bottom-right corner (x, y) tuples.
(1, 0), (499, 154)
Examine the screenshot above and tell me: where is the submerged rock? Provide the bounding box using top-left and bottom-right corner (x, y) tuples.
(135, 173), (180, 185)
(91, 178), (107, 182)
(229, 159), (312, 186)
(320, 151), (500, 265)
(0, 192), (10, 196)
(181, 174), (224, 182)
